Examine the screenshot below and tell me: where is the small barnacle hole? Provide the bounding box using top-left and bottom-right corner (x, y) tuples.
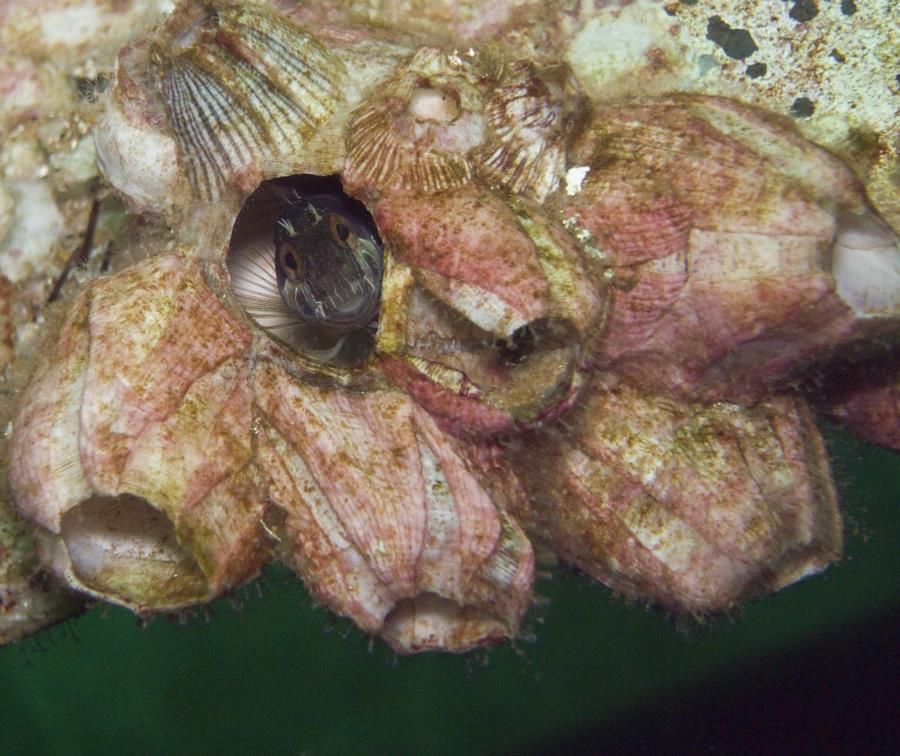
(227, 174), (384, 366)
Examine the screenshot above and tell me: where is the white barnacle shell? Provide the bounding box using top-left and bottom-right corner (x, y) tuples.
(476, 60), (585, 202)
(343, 47), (486, 197)
(152, 2), (348, 200)
(93, 43), (186, 212)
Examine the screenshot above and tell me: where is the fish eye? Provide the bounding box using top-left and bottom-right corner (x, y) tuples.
(277, 241), (303, 282)
(227, 174), (383, 366)
(330, 214), (352, 244)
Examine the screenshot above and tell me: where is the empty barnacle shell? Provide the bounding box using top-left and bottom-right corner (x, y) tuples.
(507, 379), (843, 614)
(476, 60), (585, 202)
(226, 175), (383, 367)
(374, 184), (606, 437)
(560, 95), (900, 403)
(150, 1), (348, 200)
(252, 360), (534, 653)
(343, 47), (486, 197)
(9, 255), (269, 613)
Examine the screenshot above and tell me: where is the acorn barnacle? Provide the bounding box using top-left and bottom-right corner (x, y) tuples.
(476, 61), (586, 202)
(343, 47), (486, 197)
(150, 2), (348, 200)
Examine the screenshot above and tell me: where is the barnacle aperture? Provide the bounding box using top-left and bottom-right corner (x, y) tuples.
(227, 176), (383, 364)
(343, 47), (486, 196)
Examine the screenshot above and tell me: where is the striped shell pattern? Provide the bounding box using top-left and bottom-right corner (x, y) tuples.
(154, 3), (347, 200)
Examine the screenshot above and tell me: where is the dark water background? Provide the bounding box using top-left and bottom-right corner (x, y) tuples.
(0, 424), (897, 755)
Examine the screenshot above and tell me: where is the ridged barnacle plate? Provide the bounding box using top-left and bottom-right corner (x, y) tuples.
(151, 1), (348, 200)
(343, 47), (487, 196)
(477, 60), (586, 202)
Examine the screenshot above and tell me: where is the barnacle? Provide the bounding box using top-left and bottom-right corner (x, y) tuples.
(152, 2), (348, 200)
(1, 0), (898, 653)
(343, 47), (486, 196)
(373, 184), (606, 436)
(476, 60), (584, 202)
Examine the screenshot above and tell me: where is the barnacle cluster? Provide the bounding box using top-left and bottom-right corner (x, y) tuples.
(0, 0), (898, 653)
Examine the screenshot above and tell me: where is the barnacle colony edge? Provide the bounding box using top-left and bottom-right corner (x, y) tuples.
(2, 0), (899, 652)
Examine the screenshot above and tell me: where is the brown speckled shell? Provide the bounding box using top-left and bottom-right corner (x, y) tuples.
(507, 379), (843, 614)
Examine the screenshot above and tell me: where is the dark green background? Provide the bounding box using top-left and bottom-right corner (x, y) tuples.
(1, 425), (897, 755)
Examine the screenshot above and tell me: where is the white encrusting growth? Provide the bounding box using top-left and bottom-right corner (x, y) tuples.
(0, 180), (64, 283)
(93, 95), (181, 210)
(565, 165), (590, 196)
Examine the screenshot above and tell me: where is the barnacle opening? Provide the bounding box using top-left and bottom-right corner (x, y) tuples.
(60, 494), (208, 610)
(832, 210), (900, 316)
(343, 48), (486, 195)
(226, 174), (383, 366)
(407, 83), (461, 122)
(398, 285), (582, 420)
(494, 324), (537, 366)
(381, 593), (513, 653)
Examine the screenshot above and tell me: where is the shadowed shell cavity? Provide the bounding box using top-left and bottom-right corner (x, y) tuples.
(227, 175), (383, 365)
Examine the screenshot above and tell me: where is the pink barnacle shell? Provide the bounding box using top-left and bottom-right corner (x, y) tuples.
(252, 360), (534, 653)
(0, 275), (12, 372)
(508, 378), (842, 614)
(9, 255), (269, 613)
(562, 95), (900, 403)
(375, 184), (605, 437)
